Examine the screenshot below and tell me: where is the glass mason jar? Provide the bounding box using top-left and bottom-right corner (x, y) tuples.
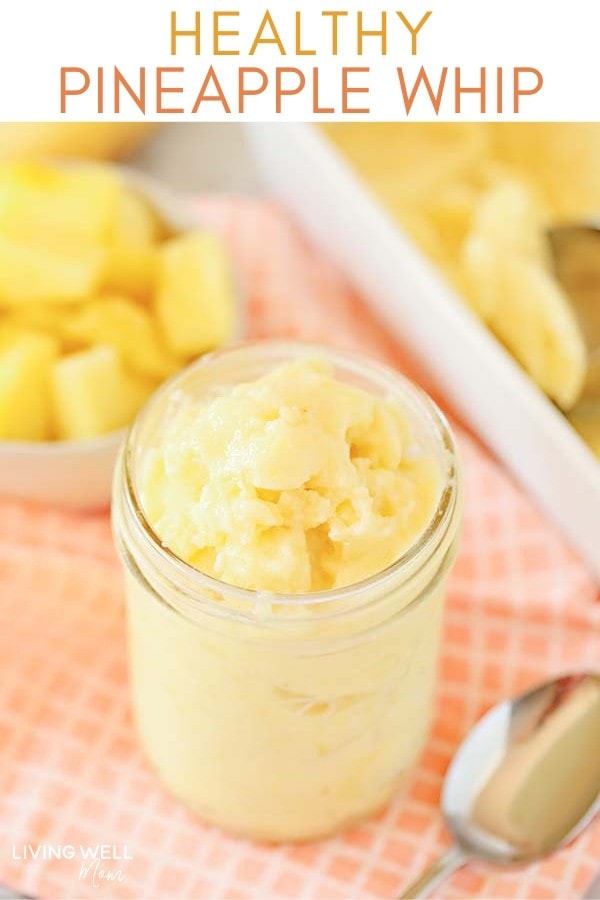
(112, 341), (463, 842)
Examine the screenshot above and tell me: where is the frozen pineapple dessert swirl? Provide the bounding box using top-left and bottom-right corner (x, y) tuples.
(140, 358), (441, 593)
(113, 342), (462, 842)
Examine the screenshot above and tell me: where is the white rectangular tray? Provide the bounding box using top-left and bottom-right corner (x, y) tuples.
(245, 123), (600, 581)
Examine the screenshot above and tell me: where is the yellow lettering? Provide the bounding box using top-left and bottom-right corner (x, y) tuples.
(295, 11), (316, 55)
(322, 11), (348, 55)
(214, 11), (239, 55)
(395, 12), (432, 56)
(357, 11), (387, 55)
(170, 11), (201, 55)
(249, 11), (286, 55)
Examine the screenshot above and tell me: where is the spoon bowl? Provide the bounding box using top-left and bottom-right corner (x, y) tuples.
(401, 673), (600, 898)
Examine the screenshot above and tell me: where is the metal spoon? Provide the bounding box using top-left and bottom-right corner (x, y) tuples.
(400, 673), (600, 899)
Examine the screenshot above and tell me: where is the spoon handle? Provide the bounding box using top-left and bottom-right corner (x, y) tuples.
(399, 844), (469, 899)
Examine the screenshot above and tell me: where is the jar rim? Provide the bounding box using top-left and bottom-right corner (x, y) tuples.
(119, 340), (462, 613)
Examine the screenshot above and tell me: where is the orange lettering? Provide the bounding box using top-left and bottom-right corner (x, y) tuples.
(192, 65), (231, 113)
(156, 67), (184, 114)
(513, 67), (543, 112)
(60, 67), (90, 114)
(397, 67), (447, 114)
(276, 67), (305, 113)
(342, 67), (370, 114)
(454, 67), (486, 113)
(114, 67), (146, 113)
(238, 67), (268, 113)
(313, 68), (334, 114)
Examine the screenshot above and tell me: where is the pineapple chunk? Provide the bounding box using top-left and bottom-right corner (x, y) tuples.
(155, 232), (236, 356)
(0, 333), (57, 440)
(53, 345), (154, 440)
(64, 297), (179, 379)
(104, 243), (157, 299)
(104, 189), (160, 298)
(0, 161), (120, 246)
(2, 303), (79, 348)
(0, 124), (152, 164)
(0, 320), (26, 349)
(0, 236), (105, 305)
(113, 189), (160, 246)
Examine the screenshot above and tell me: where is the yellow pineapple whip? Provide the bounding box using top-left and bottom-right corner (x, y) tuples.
(112, 342), (462, 841)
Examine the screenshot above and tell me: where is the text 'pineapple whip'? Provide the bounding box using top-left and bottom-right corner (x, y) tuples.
(60, 10), (544, 116)
(140, 358), (441, 592)
(114, 344), (462, 840)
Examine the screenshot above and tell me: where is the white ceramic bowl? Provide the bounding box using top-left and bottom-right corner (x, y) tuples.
(0, 166), (237, 510)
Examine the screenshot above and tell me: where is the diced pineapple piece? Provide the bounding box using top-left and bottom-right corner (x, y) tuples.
(53, 344), (154, 440)
(0, 161), (121, 246)
(103, 189), (160, 298)
(155, 232), (236, 357)
(113, 189), (160, 246)
(0, 320), (69, 359)
(0, 236), (105, 305)
(103, 243), (157, 299)
(64, 297), (179, 379)
(2, 303), (80, 347)
(0, 124), (152, 164)
(0, 333), (57, 440)
(0, 320), (25, 349)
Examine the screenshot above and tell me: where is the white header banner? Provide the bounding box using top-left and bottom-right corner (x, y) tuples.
(1, 0), (599, 121)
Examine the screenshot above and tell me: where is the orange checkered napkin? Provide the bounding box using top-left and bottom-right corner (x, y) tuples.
(0, 197), (599, 900)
